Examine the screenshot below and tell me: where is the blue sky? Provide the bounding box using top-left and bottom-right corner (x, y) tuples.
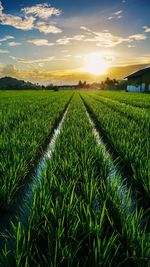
(0, 0), (150, 84)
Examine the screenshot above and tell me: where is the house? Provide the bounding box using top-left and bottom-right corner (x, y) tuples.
(125, 67), (150, 92)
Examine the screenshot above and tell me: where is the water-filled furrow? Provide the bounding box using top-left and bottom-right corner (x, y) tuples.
(0, 103), (70, 249)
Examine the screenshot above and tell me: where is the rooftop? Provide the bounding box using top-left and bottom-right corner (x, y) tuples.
(125, 66), (150, 79)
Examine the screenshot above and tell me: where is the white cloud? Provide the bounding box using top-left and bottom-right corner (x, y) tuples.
(143, 26), (150, 33)
(108, 10), (123, 20)
(10, 55), (55, 64)
(84, 31), (127, 47)
(56, 38), (70, 45)
(128, 44), (135, 48)
(0, 49), (9, 53)
(0, 1), (3, 12)
(27, 39), (54, 46)
(0, 2), (62, 33)
(0, 13), (35, 30)
(114, 10), (123, 16)
(8, 42), (21, 46)
(80, 26), (91, 32)
(80, 27), (147, 47)
(64, 54), (72, 58)
(0, 35), (14, 42)
(35, 21), (62, 34)
(56, 35), (85, 45)
(71, 35), (85, 41)
(129, 34), (147, 41)
(22, 3), (61, 20)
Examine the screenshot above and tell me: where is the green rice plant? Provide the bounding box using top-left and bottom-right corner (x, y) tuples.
(1, 94), (120, 266)
(81, 93), (150, 196)
(95, 90), (150, 109)
(0, 91), (72, 210)
(88, 93), (150, 126)
(1, 93), (149, 267)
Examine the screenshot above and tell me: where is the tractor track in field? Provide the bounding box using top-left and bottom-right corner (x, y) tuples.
(80, 94), (150, 229)
(0, 95), (72, 250)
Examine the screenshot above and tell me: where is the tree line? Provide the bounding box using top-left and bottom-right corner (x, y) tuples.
(77, 78), (127, 90)
(0, 76), (127, 91)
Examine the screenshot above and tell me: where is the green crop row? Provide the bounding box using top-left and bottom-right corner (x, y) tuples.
(1, 94), (149, 267)
(95, 90), (150, 109)
(87, 93), (150, 126)
(0, 91), (72, 210)
(81, 93), (150, 196)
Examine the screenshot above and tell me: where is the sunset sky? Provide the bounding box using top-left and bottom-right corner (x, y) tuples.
(0, 0), (150, 84)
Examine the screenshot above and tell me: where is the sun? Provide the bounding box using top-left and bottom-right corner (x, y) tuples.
(84, 53), (108, 75)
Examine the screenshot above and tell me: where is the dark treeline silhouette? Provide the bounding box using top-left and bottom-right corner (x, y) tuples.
(0, 77), (69, 91)
(0, 76), (127, 91)
(0, 77), (45, 90)
(77, 80), (90, 89)
(77, 78), (127, 90)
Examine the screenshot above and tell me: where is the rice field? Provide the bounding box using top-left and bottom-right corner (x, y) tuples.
(0, 90), (149, 267)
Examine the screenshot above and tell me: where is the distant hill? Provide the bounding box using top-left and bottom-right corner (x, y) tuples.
(0, 77), (42, 90)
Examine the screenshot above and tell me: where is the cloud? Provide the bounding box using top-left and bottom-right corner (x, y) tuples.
(143, 26), (150, 33)
(128, 44), (135, 48)
(108, 16), (113, 20)
(56, 35), (85, 45)
(1, 61), (150, 85)
(56, 38), (70, 45)
(117, 15), (123, 19)
(10, 55), (55, 64)
(8, 42), (21, 46)
(0, 1), (62, 33)
(0, 63), (92, 84)
(80, 26), (91, 32)
(0, 63), (21, 77)
(0, 49), (9, 53)
(80, 27), (147, 47)
(83, 30), (127, 47)
(27, 39), (54, 46)
(22, 3), (61, 20)
(64, 54), (72, 58)
(0, 35), (14, 42)
(35, 21), (62, 34)
(0, 0), (3, 12)
(108, 10), (123, 20)
(129, 34), (147, 41)
(0, 3), (35, 31)
(55, 26), (148, 49)
(114, 10), (123, 15)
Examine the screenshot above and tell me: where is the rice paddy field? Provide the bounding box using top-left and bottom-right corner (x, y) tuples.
(0, 90), (150, 267)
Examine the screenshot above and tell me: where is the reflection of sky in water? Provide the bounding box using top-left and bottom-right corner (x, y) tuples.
(0, 106), (69, 249)
(87, 110), (135, 214)
(35, 107), (69, 180)
(20, 106), (69, 220)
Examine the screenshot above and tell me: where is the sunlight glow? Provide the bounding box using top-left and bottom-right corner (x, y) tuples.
(84, 53), (109, 75)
